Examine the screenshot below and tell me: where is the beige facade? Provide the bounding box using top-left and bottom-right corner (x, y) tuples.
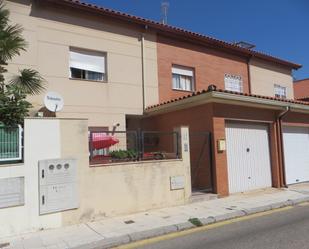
(0, 118), (191, 237)
(6, 0), (159, 129)
(249, 58), (294, 99)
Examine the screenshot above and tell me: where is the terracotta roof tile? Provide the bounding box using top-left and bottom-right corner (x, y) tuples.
(44, 0), (301, 69)
(146, 87), (309, 110)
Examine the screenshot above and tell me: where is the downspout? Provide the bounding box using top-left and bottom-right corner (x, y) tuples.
(246, 56), (252, 94)
(276, 106), (290, 188)
(141, 26), (148, 112)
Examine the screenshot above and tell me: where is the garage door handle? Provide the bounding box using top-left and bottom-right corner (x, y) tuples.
(246, 148), (250, 152)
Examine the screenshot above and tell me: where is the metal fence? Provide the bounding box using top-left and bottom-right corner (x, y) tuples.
(89, 129), (180, 165)
(0, 125), (23, 163)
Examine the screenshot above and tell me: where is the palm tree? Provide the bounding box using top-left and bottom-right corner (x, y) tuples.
(0, 1), (45, 94)
(0, 1), (45, 126)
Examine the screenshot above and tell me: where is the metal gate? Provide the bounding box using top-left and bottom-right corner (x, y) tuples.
(189, 131), (213, 192)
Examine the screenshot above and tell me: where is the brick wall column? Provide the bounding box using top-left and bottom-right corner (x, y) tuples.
(269, 122), (281, 188)
(211, 117), (229, 196)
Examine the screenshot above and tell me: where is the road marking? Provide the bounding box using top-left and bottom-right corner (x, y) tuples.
(114, 206), (293, 249)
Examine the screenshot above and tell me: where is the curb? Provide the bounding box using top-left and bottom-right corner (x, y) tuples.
(71, 197), (309, 249)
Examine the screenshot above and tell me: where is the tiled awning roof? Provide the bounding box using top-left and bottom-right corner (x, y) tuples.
(146, 86), (309, 111)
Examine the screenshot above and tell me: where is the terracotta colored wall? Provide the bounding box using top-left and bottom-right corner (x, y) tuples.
(136, 103), (283, 196)
(157, 35), (250, 103)
(283, 112), (309, 126)
(294, 79), (309, 99)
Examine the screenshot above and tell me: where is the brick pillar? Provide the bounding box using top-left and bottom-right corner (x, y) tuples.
(269, 122), (281, 188)
(211, 117), (229, 197)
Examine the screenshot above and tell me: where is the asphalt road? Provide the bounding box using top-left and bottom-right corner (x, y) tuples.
(135, 204), (309, 249)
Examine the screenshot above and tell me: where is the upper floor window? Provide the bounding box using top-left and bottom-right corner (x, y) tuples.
(172, 65), (194, 92)
(69, 48), (107, 82)
(224, 74), (243, 93)
(274, 84), (287, 99)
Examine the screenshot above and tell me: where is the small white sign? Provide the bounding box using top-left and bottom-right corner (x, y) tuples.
(170, 175), (185, 190)
(44, 91), (64, 112)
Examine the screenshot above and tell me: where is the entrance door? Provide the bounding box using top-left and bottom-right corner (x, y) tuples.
(225, 122), (272, 193)
(283, 126), (309, 184)
(189, 131), (213, 192)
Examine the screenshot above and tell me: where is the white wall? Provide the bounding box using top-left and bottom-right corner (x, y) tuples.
(0, 119), (62, 237)
(0, 119), (191, 238)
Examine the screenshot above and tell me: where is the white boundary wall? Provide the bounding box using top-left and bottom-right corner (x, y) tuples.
(0, 118), (191, 237)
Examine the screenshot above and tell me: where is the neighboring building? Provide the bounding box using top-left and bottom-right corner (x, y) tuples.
(294, 78), (309, 101)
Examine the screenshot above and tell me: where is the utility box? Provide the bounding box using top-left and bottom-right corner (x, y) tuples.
(38, 158), (78, 215)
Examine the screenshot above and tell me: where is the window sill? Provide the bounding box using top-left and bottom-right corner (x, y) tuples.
(225, 89), (243, 93)
(69, 78), (108, 83)
(0, 161), (24, 167)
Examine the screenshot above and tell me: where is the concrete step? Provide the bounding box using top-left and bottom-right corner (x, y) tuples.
(190, 192), (218, 203)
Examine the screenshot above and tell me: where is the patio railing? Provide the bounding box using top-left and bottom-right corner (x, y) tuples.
(0, 125), (23, 163)
(89, 130), (180, 165)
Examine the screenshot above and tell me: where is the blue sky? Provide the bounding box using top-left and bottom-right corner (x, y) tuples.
(87, 0), (309, 80)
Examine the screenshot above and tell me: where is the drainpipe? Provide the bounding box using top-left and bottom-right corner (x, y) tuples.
(276, 106), (290, 188)
(246, 56), (252, 94)
(141, 26), (148, 112)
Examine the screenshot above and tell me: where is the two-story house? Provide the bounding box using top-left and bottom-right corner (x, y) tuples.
(6, 0), (309, 198)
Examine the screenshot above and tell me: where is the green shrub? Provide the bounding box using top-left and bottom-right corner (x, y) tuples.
(110, 149), (137, 160)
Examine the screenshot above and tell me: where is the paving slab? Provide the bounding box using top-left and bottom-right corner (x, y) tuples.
(0, 187), (308, 249)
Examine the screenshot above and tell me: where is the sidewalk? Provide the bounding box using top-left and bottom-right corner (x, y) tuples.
(1, 184), (309, 249)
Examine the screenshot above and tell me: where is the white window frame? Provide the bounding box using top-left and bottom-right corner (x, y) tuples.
(172, 65), (195, 92)
(0, 125), (23, 162)
(69, 48), (107, 82)
(274, 84), (287, 99)
(224, 74), (243, 93)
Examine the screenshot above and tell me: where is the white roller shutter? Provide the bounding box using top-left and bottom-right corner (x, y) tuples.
(69, 50), (105, 73)
(225, 122), (272, 193)
(283, 126), (309, 184)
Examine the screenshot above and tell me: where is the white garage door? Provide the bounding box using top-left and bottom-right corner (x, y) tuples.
(283, 126), (309, 185)
(225, 122), (272, 193)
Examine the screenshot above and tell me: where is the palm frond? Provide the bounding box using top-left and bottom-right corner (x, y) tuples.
(0, 1), (9, 30)
(9, 69), (45, 95)
(0, 23), (27, 63)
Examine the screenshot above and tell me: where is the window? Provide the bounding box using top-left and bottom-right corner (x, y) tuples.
(69, 48), (107, 81)
(0, 125), (23, 163)
(172, 65), (194, 91)
(224, 74), (243, 93)
(274, 84), (287, 99)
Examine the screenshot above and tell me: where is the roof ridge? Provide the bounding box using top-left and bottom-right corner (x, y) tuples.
(45, 0), (301, 69)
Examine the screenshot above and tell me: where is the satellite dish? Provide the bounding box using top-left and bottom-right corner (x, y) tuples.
(44, 91), (64, 112)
